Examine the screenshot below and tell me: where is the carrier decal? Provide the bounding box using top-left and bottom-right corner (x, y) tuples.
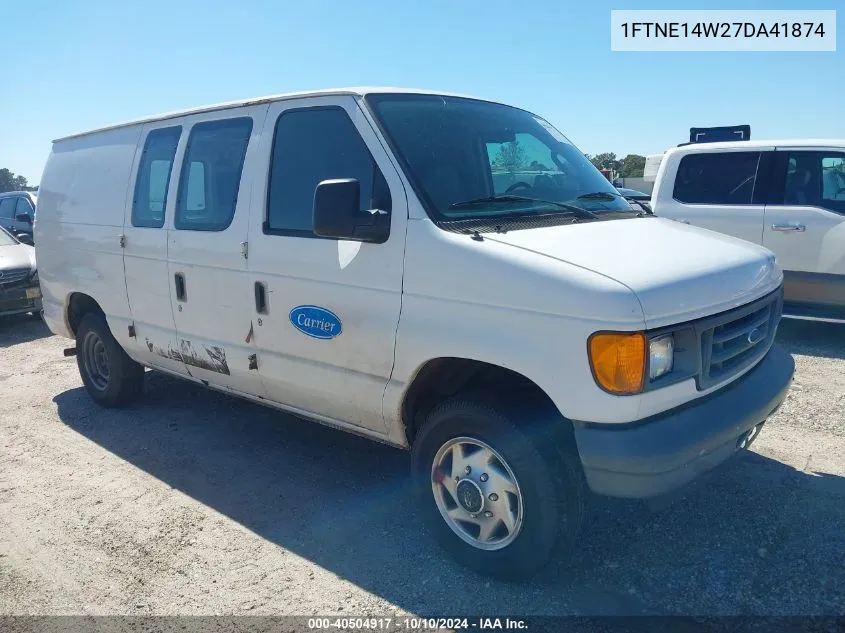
(289, 305), (342, 340)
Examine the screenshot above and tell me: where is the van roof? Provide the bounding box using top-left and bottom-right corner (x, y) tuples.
(53, 87), (494, 142)
(666, 138), (845, 154)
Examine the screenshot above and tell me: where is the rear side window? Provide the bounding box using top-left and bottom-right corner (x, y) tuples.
(673, 152), (761, 205)
(175, 117), (253, 231)
(0, 198), (16, 219)
(778, 151), (845, 214)
(266, 107), (390, 236)
(822, 156), (845, 208)
(132, 126), (182, 228)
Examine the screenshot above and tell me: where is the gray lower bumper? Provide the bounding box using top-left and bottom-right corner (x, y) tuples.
(573, 344), (795, 499)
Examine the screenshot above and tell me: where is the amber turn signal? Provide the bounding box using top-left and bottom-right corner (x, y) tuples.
(588, 332), (647, 395)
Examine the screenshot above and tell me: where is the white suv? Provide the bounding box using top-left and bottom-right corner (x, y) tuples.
(35, 88), (794, 578)
(652, 139), (845, 322)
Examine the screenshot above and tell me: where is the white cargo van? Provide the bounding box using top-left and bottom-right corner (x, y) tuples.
(35, 88), (794, 578)
(651, 139), (845, 322)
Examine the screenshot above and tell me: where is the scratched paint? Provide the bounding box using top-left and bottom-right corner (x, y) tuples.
(145, 337), (183, 361)
(144, 337), (230, 375)
(179, 339), (230, 375)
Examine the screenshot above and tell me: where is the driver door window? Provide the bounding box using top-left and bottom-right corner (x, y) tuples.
(14, 197), (34, 220)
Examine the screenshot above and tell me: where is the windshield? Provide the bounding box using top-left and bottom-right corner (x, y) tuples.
(365, 94), (632, 223)
(0, 226), (18, 247)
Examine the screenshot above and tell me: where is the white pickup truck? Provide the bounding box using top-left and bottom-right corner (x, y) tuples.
(35, 88), (794, 578)
(652, 139), (845, 322)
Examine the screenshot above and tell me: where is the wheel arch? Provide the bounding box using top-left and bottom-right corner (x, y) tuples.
(400, 357), (571, 447)
(65, 292), (106, 337)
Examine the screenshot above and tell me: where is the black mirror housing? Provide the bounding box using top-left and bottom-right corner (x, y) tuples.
(313, 178), (388, 243)
(15, 212), (33, 224)
(16, 233), (34, 246)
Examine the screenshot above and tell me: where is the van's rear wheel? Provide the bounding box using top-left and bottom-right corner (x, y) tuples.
(76, 313), (144, 407)
(411, 396), (584, 579)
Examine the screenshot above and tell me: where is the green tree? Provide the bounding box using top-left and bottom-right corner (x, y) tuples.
(619, 154), (647, 178)
(589, 152), (622, 173)
(492, 141), (527, 173)
(0, 168), (28, 193)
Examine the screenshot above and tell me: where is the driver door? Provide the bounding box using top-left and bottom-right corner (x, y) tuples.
(245, 96), (408, 433)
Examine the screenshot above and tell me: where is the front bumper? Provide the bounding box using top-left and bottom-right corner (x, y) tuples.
(0, 285), (43, 317)
(573, 344), (795, 499)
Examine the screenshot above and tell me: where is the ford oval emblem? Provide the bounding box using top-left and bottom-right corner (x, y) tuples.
(289, 305), (342, 340)
(747, 327), (764, 345)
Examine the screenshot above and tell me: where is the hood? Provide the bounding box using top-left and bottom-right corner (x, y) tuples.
(0, 242), (36, 272)
(483, 217), (781, 328)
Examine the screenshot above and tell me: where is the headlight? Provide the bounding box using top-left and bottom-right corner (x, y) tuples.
(588, 332), (646, 395)
(648, 335), (674, 380)
(588, 331), (676, 394)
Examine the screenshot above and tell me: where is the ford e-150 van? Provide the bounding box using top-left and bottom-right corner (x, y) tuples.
(35, 88), (794, 578)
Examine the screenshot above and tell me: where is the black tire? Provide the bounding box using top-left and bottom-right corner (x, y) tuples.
(76, 312), (144, 407)
(411, 395), (585, 579)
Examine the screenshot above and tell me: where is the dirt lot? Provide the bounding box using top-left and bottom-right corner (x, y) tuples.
(1, 315), (843, 617)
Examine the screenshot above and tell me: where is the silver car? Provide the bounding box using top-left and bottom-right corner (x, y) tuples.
(0, 226), (41, 318)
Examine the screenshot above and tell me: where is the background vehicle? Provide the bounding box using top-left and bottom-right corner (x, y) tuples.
(35, 88), (793, 578)
(643, 154), (664, 184)
(616, 187), (650, 201)
(0, 226), (41, 317)
(651, 139), (845, 322)
(0, 191), (37, 244)
(615, 186), (652, 213)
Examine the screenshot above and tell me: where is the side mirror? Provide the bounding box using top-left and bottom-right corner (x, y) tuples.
(16, 233), (34, 246)
(15, 212), (33, 224)
(313, 179), (389, 243)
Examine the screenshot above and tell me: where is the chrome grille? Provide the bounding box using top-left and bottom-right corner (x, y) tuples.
(0, 267), (30, 285)
(699, 289), (783, 390)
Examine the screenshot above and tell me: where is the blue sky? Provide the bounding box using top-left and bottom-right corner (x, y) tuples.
(2, 0), (842, 183)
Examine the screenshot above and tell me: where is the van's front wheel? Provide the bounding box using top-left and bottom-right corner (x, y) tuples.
(411, 397), (584, 579)
(76, 313), (144, 407)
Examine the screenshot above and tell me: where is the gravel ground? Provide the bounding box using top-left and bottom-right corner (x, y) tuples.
(0, 315), (843, 617)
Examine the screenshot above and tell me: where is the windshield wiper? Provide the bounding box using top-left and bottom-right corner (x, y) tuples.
(450, 195), (543, 208)
(450, 195), (600, 220)
(577, 191), (622, 201)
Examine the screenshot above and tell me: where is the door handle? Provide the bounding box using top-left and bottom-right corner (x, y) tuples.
(174, 273), (187, 302)
(771, 223), (806, 232)
(678, 219), (690, 224)
(254, 281), (268, 314)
